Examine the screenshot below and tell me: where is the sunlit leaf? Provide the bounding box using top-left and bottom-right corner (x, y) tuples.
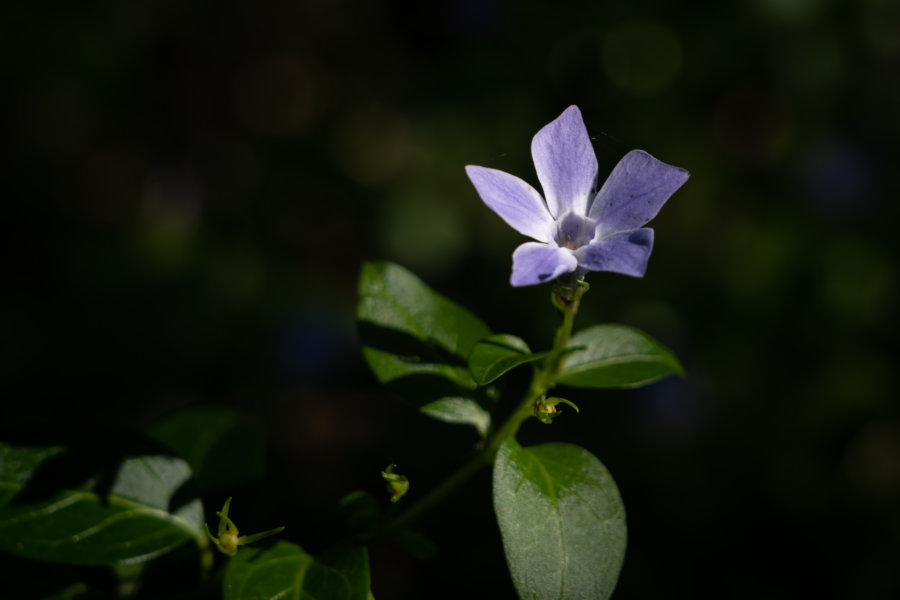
(357, 261), (493, 436)
(0, 437), (204, 566)
(557, 324), (683, 389)
(493, 438), (626, 600)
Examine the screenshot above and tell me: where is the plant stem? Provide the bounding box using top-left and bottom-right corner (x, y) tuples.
(368, 281), (588, 542)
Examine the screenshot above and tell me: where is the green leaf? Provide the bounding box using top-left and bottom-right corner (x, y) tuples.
(224, 541), (370, 600)
(557, 324), (683, 389)
(468, 334), (551, 385)
(493, 438), (626, 600)
(145, 404), (266, 492)
(338, 490), (381, 531)
(43, 583), (92, 600)
(418, 397), (491, 437)
(2, 553), (103, 599)
(394, 528), (438, 561)
(357, 261), (493, 436)
(0, 437), (205, 566)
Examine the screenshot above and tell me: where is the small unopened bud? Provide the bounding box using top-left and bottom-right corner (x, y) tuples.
(534, 396), (580, 424)
(382, 464), (409, 503)
(204, 497), (284, 556)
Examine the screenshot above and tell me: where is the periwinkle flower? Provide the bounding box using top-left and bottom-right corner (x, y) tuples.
(466, 106), (689, 286)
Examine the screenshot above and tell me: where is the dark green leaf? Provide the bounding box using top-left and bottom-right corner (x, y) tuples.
(468, 334), (551, 385)
(357, 261), (493, 435)
(339, 491), (380, 531)
(146, 404), (266, 492)
(43, 583), (91, 600)
(394, 529), (437, 561)
(493, 438), (626, 600)
(557, 325), (683, 389)
(2, 553), (103, 599)
(224, 541), (370, 600)
(0, 439), (204, 566)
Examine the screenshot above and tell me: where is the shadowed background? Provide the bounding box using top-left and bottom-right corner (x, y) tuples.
(2, 0), (899, 598)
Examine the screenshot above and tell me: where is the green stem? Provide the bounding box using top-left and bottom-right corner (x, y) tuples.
(482, 369), (550, 459)
(369, 281), (588, 542)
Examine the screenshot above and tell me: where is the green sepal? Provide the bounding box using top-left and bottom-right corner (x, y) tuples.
(205, 497), (284, 556)
(238, 526), (287, 546)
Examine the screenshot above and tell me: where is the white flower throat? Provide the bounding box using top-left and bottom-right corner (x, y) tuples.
(555, 212), (595, 250)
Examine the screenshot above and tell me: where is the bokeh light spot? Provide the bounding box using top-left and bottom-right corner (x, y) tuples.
(753, 0), (826, 23)
(711, 86), (796, 167)
(822, 239), (894, 324)
(332, 106), (417, 186)
(779, 35), (846, 92)
(602, 21), (683, 97)
(208, 248), (266, 307)
(800, 140), (873, 215)
(233, 54), (320, 136)
(863, 0), (900, 59)
(843, 421), (900, 506)
(379, 190), (466, 277)
(137, 168), (205, 271)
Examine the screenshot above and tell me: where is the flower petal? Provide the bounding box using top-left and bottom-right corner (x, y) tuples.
(510, 242), (578, 287)
(531, 106), (598, 219)
(588, 150), (689, 234)
(574, 228), (655, 278)
(465, 165), (554, 243)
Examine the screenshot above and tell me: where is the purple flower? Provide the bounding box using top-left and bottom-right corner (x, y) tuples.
(466, 106), (689, 287)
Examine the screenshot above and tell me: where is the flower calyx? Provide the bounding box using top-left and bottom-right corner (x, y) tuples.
(551, 278), (590, 310)
(382, 464), (409, 504)
(204, 497), (285, 556)
(534, 395), (580, 425)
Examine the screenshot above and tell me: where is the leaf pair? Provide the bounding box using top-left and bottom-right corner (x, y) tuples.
(0, 407), (268, 568)
(357, 261), (494, 436)
(468, 327), (683, 389)
(0, 411), (375, 599)
(0, 438), (204, 566)
(360, 261), (684, 435)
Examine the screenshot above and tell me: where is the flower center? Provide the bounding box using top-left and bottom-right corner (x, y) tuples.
(555, 212), (595, 250)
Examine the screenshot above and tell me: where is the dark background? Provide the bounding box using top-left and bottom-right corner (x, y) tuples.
(3, 0), (899, 598)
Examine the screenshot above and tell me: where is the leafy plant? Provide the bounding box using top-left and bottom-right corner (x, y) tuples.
(0, 106), (688, 599)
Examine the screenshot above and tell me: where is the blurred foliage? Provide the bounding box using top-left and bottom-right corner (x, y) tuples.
(2, 0), (899, 598)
